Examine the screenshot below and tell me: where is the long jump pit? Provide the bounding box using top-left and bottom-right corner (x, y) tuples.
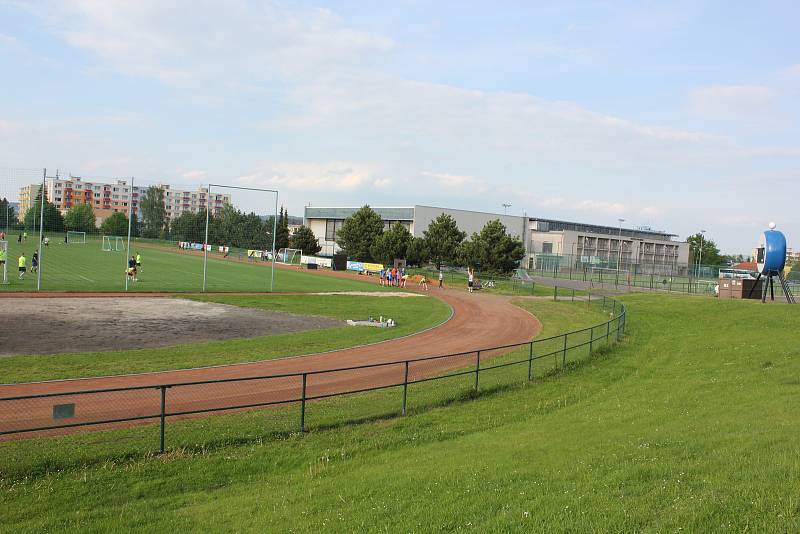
(0, 297), (343, 357)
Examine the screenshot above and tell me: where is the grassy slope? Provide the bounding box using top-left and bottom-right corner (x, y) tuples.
(3, 295), (799, 531)
(0, 294), (451, 383)
(0, 234), (380, 292)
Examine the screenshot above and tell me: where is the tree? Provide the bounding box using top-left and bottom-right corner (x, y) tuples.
(24, 186), (64, 233)
(0, 198), (16, 230)
(289, 225), (321, 255)
(140, 186), (166, 238)
(336, 205), (384, 261)
(100, 212), (129, 236)
(170, 212), (207, 243)
(275, 206), (290, 250)
(458, 219), (525, 274)
(405, 237), (429, 267)
(687, 233), (723, 267)
(64, 203), (96, 233)
(371, 222), (412, 265)
(423, 213), (466, 268)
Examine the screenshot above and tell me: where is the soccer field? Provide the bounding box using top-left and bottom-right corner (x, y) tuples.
(0, 234), (376, 292)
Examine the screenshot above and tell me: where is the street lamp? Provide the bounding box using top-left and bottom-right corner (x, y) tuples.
(502, 203), (512, 215)
(696, 229), (706, 279)
(616, 218), (625, 286)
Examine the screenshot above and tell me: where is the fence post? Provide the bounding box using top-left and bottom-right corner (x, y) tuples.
(562, 333), (568, 367)
(589, 326), (594, 354)
(572, 288), (575, 301)
(300, 373), (307, 432)
(606, 318), (611, 340)
(612, 299), (616, 315)
(474, 351), (481, 391)
(402, 361), (409, 416)
(527, 341), (534, 381)
(159, 386), (167, 454)
(553, 285), (557, 301)
(602, 295), (606, 309)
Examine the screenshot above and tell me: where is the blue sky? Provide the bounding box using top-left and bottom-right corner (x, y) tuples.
(1, 1), (798, 253)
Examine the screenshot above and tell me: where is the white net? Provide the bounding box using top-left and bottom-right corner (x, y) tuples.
(66, 231), (86, 244)
(102, 235), (125, 252)
(277, 248), (301, 264)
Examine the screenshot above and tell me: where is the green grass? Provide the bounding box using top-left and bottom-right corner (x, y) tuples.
(409, 266), (586, 297)
(0, 233), (380, 292)
(2, 295), (800, 531)
(0, 294), (451, 383)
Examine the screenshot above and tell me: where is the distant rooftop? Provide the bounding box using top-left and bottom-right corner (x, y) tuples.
(529, 217), (678, 241)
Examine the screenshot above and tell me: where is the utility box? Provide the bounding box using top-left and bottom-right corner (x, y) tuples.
(718, 277), (763, 299)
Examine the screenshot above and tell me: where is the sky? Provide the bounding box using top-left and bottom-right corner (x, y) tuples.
(0, 0), (798, 253)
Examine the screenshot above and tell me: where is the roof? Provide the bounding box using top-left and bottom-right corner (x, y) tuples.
(305, 206), (414, 220)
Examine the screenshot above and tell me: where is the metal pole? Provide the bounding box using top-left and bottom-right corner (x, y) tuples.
(562, 334), (567, 366)
(36, 168), (45, 291)
(527, 342), (534, 381)
(474, 351), (481, 391)
(402, 361), (409, 416)
(270, 192), (278, 292)
(124, 177), (134, 291)
(553, 285), (557, 301)
(202, 185), (210, 292)
(159, 386), (167, 454)
(589, 327), (594, 354)
(616, 218), (625, 286)
(300, 373), (307, 432)
(697, 231), (705, 279)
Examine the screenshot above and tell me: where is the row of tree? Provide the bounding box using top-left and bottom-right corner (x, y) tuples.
(336, 206), (525, 273)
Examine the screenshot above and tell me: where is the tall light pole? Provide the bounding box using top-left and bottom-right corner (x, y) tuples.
(696, 229), (706, 279)
(502, 203), (512, 215)
(616, 218), (625, 285)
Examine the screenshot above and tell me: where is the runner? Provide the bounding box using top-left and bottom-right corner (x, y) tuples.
(18, 253), (26, 279)
(419, 274), (429, 291)
(0, 245), (6, 274)
(438, 269), (444, 289)
(468, 267), (475, 293)
(136, 252), (142, 272)
(378, 267), (385, 286)
(31, 251), (39, 273)
(128, 255), (138, 282)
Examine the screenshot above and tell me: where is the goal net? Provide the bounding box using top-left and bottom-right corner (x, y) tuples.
(277, 248), (301, 265)
(66, 231), (86, 244)
(102, 235), (126, 252)
(0, 240), (7, 284)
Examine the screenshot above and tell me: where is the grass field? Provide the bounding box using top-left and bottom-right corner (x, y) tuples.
(409, 267), (586, 297)
(2, 295), (799, 530)
(0, 294), (452, 383)
(0, 233), (380, 292)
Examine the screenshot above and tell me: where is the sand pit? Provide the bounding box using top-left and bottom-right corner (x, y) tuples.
(0, 298), (342, 357)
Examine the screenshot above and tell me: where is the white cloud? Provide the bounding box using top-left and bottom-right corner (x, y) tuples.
(180, 170), (207, 180)
(538, 197), (564, 207)
(236, 162), (377, 191)
(575, 199), (626, 214)
(639, 206), (664, 217)
(420, 171), (487, 193)
(688, 84), (775, 121)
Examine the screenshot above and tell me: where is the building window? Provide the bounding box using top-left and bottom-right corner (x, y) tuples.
(542, 242), (553, 254)
(325, 219), (344, 242)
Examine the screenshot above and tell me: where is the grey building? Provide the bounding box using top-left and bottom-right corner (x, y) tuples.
(304, 205), (689, 272)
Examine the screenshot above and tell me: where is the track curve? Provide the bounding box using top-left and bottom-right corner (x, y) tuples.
(0, 283), (540, 437)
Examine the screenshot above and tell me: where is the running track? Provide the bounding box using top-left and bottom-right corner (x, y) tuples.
(0, 279), (540, 438)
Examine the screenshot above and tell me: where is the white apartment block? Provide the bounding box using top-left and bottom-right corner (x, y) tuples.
(162, 185), (231, 224)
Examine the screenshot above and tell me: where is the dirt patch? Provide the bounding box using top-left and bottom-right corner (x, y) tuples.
(0, 298), (342, 357)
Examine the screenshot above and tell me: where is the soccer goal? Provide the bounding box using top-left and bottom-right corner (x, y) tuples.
(0, 240), (7, 284)
(66, 231), (87, 244)
(277, 248), (302, 265)
(102, 235), (126, 252)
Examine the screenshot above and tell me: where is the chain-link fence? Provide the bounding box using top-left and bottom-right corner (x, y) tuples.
(0, 292), (626, 459)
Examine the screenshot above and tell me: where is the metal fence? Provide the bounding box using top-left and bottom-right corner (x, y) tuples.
(0, 292), (626, 455)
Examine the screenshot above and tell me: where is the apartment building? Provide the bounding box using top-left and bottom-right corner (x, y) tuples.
(162, 185), (231, 225)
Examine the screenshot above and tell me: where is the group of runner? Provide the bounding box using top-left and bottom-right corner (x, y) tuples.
(377, 266), (447, 292)
(126, 253), (143, 282)
(0, 246), (143, 282)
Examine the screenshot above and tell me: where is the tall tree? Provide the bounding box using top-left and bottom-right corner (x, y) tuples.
(405, 237), (429, 267)
(423, 213), (466, 268)
(140, 186), (166, 238)
(686, 233), (723, 267)
(336, 205), (384, 261)
(289, 225), (321, 255)
(275, 206), (290, 249)
(371, 222), (412, 265)
(24, 186), (64, 233)
(0, 198), (15, 230)
(100, 212), (129, 236)
(458, 219), (525, 274)
(170, 212), (207, 243)
(64, 203), (96, 233)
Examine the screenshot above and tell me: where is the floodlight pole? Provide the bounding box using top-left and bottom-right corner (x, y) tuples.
(696, 229), (706, 279)
(36, 168), (46, 291)
(271, 192), (278, 292)
(202, 185), (210, 292)
(124, 177), (134, 291)
(616, 218), (625, 286)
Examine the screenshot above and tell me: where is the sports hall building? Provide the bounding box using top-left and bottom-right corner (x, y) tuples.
(304, 205), (690, 272)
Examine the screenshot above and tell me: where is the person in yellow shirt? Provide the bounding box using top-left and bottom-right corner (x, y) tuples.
(18, 253), (26, 279)
(136, 252), (142, 272)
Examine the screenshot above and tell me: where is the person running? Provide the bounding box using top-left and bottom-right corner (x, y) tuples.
(43, 236), (49, 246)
(467, 267), (475, 293)
(0, 246), (6, 273)
(17, 234), (22, 244)
(438, 269), (444, 289)
(18, 253), (26, 279)
(64, 233), (68, 244)
(136, 252), (142, 272)
(378, 267), (385, 286)
(31, 251), (39, 273)
(128, 255), (137, 282)
(391, 266), (398, 287)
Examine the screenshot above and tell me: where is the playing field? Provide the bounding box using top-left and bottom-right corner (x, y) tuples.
(0, 234), (378, 292)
